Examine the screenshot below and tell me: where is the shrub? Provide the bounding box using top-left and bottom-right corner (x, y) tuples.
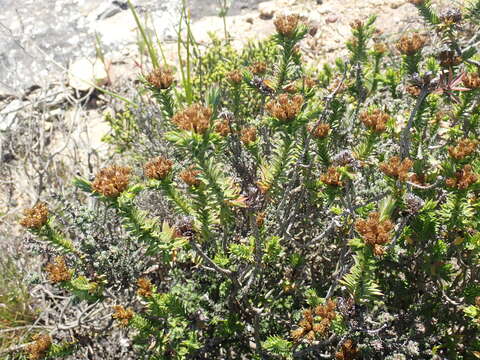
(17, 1), (480, 359)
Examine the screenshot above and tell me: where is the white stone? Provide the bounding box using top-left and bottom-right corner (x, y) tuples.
(258, 1), (276, 20)
(68, 58), (108, 91)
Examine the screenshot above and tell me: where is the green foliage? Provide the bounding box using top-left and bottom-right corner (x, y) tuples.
(18, 4), (480, 360)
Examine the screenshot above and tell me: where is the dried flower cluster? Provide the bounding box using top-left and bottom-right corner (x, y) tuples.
(274, 14), (300, 37)
(396, 33), (426, 55)
(45, 256), (71, 283)
(137, 277), (153, 297)
(241, 126), (257, 145)
(373, 42), (387, 55)
(291, 300), (337, 342)
(92, 165), (131, 198)
(379, 156), (413, 181)
(355, 212), (394, 256)
(408, 0), (424, 5)
(249, 61), (267, 75)
(359, 109), (390, 133)
(335, 339), (359, 360)
(350, 19), (363, 30)
(463, 72), (480, 89)
(406, 84), (422, 97)
(215, 119), (231, 137)
(266, 94), (304, 122)
(410, 172), (427, 186)
(320, 167), (343, 187)
(171, 104), (213, 134)
(26, 334), (52, 360)
(448, 138), (478, 159)
(180, 166), (202, 187)
(439, 7), (462, 24)
(144, 157), (173, 180)
(446, 165), (478, 189)
(20, 202), (49, 229)
(112, 305), (134, 327)
(438, 50), (462, 67)
(227, 70), (242, 84)
(145, 66), (174, 90)
(308, 123), (330, 139)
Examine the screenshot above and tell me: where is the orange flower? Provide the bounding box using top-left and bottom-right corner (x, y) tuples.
(20, 203), (49, 229)
(266, 94), (304, 122)
(146, 66), (174, 90)
(274, 14), (300, 37)
(92, 165), (131, 198)
(144, 157), (173, 180)
(45, 256), (71, 283)
(355, 212), (394, 255)
(171, 104), (212, 134)
(379, 156), (413, 181)
(112, 305), (134, 327)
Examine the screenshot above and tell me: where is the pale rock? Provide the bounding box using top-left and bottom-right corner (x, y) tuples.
(68, 58), (109, 91)
(258, 1), (276, 20)
(0, 99), (24, 131)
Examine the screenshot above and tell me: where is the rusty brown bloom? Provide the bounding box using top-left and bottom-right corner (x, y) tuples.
(396, 33), (426, 55)
(249, 61), (267, 75)
(406, 84), (422, 97)
(266, 94), (304, 122)
(146, 66), (174, 90)
(112, 305), (134, 327)
(227, 70), (243, 84)
(446, 165), (478, 189)
(45, 256), (71, 284)
(360, 109), (390, 133)
(20, 203), (49, 230)
(448, 138), (478, 159)
(241, 126), (257, 146)
(180, 166), (202, 187)
(408, 0), (424, 5)
(274, 14), (300, 37)
(291, 300), (336, 343)
(26, 334), (52, 360)
(171, 104), (213, 134)
(215, 119), (231, 137)
(438, 50), (462, 68)
(308, 123), (330, 139)
(379, 156), (413, 181)
(144, 157), (173, 180)
(137, 277), (153, 297)
(320, 167), (343, 187)
(463, 72), (480, 89)
(355, 212), (394, 256)
(336, 339), (359, 360)
(350, 19), (363, 30)
(439, 7), (462, 24)
(92, 165), (131, 198)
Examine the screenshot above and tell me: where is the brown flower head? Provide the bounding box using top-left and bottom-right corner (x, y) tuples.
(291, 300), (336, 343)
(45, 256), (71, 284)
(249, 61), (267, 75)
(144, 157), (173, 180)
(373, 42), (387, 55)
(336, 339), (359, 360)
(396, 33), (426, 56)
(308, 123), (330, 139)
(475, 296), (480, 307)
(92, 165), (131, 198)
(303, 76), (317, 90)
(26, 334), (52, 360)
(408, 0), (425, 5)
(180, 165), (202, 187)
(379, 156), (413, 181)
(274, 14), (300, 37)
(215, 119), (231, 137)
(409, 172), (427, 186)
(350, 19), (363, 30)
(266, 94), (304, 122)
(321, 167), (343, 187)
(146, 66), (174, 90)
(171, 104), (213, 134)
(137, 277), (153, 297)
(438, 50), (462, 68)
(448, 138), (478, 159)
(439, 7), (462, 24)
(355, 212), (394, 255)
(241, 126), (257, 146)
(446, 165), (478, 189)
(20, 203), (49, 230)
(256, 212), (266, 227)
(463, 72), (480, 89)
(360, 109), (390, 133)
(406, 84), (422, 97)
(227, 70), (243, 84)
(112, 305), (134, 327)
